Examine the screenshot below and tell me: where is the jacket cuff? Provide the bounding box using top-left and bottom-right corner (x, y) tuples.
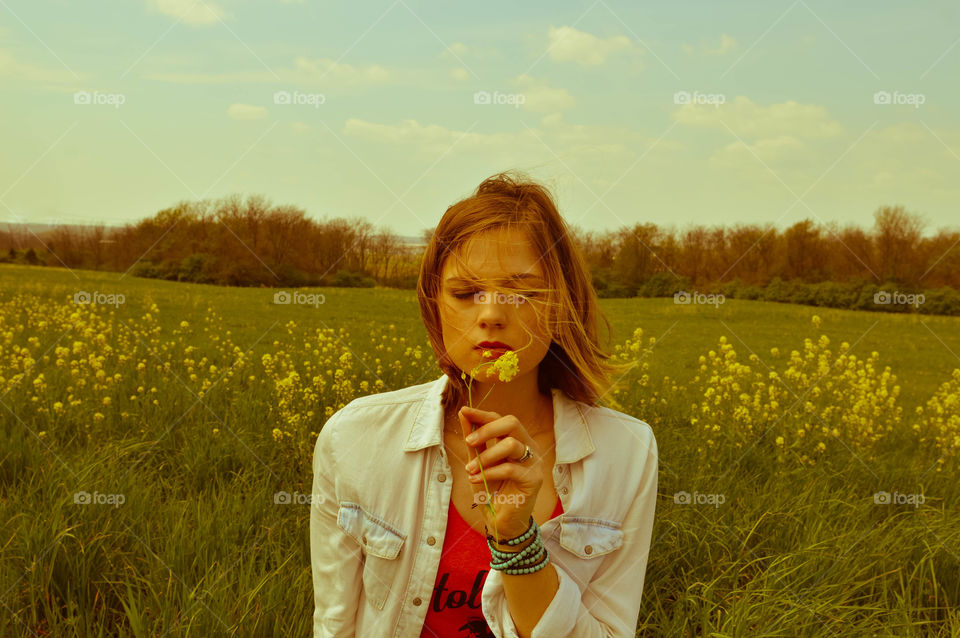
(480, 561), (580, 638)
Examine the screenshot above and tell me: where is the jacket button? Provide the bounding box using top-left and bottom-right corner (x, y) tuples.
(413, 597), (422, 606)
(560, 487), (568, 495)
(584, 545), (593, 555)
(427, 536), (436, 546)
(438, 474), (446, 482)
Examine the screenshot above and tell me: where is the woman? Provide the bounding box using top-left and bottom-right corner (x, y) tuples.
(311, 171), (659, 637)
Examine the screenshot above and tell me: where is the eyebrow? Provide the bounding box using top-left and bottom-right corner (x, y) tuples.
(444, 273), (544, 284)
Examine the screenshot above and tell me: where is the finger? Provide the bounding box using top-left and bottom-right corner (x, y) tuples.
(457, 411), (498, 477)
(463, 414), (532, 449)
(465, 461), (538, 485)
(466, 437), (527, 472)
(459, 408), (508, 454)
(458, 405), (501, 429)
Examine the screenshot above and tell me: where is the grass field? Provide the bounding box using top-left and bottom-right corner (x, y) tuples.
(1, 263), (958, 636)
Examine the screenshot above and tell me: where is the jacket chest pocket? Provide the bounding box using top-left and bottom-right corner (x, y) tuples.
(337, 502), (407, 611)
(558, 516), (624, 559)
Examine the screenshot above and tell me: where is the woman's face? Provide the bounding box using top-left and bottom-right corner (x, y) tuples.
(438, 227), (553, 384)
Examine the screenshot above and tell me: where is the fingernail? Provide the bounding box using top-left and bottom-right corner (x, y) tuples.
(465, 461), (476, 472)
(465, 433), (477, 444)
(468, 474), (480, 481)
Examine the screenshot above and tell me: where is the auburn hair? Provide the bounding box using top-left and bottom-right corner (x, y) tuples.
(417, 170), (636, 416)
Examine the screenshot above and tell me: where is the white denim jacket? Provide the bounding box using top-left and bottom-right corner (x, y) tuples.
(311, 373), (659, 637)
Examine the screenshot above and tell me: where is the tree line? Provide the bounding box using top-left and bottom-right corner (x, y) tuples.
(2, 195), (957, 299)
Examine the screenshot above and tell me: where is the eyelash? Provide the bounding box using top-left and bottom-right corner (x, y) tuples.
(451, 290), (541, 300)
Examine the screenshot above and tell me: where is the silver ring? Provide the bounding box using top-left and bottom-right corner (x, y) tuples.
(515, 445), (533, 463)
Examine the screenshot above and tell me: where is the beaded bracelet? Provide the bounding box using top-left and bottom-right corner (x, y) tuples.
(485, 515), (536, 547)
(487, 518), (550, 575)
(490, 540), (548, 573)
(490, 538), (545, 568)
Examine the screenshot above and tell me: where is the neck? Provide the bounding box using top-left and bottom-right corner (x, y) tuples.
(446, 368), (554, 437)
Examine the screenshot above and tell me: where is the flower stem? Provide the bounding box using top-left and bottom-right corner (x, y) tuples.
(462, 335), (535, 545)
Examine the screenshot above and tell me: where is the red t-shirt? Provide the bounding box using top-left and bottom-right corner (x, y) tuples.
(420, 496), (564, 638)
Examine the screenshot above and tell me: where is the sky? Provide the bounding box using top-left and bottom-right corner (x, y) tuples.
(1, 0), (959, 239)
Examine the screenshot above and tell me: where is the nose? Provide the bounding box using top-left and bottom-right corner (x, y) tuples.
(476, 288), (508, 328)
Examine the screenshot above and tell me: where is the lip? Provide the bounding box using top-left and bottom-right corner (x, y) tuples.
(475, 340), (512, 350)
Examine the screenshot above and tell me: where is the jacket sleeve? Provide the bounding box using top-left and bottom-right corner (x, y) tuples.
(311, 410), (363, 637)
(481, 426), (659, 638)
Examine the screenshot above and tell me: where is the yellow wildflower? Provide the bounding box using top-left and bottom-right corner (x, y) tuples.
(491, 349), (520, 382)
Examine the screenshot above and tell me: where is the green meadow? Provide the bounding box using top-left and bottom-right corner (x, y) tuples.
(1, 263), (957, 636)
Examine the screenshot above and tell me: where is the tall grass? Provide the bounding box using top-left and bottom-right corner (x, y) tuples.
(0, 264), (957, 636)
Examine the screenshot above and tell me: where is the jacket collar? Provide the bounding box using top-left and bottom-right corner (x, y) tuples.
(403, 374), (595, 464)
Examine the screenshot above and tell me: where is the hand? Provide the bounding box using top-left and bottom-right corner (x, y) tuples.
(458, 405), (544, 541)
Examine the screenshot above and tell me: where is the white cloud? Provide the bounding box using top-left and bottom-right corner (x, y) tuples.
(227, 103), (268, 120)
(442, 42), (469, 58)
(705, 33), (738, 56)
(672, 96), (843, 139)
(710, 135), (807, 166)
(684, 33), (740, 56)
(149, 0), (230, 26)
(293, 57), (389, 84)
(343, 118), (542, 156)
(450, 68), (469, 81)
(513, 74), (575, 113)
(145, 57), (398, 87)
(0, 48), (82, 82)
(547, 26), (633, 66)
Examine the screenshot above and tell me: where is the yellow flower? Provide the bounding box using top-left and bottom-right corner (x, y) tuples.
(491, 349), (520, 382)
(775, 436), (784, 446)
(212, 428), (220, 435)
(812, 315), (821, 328)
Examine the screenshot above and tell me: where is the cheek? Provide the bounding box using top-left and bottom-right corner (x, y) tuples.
(440, 306), (472, 341)
(521, 305), (550, 339)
